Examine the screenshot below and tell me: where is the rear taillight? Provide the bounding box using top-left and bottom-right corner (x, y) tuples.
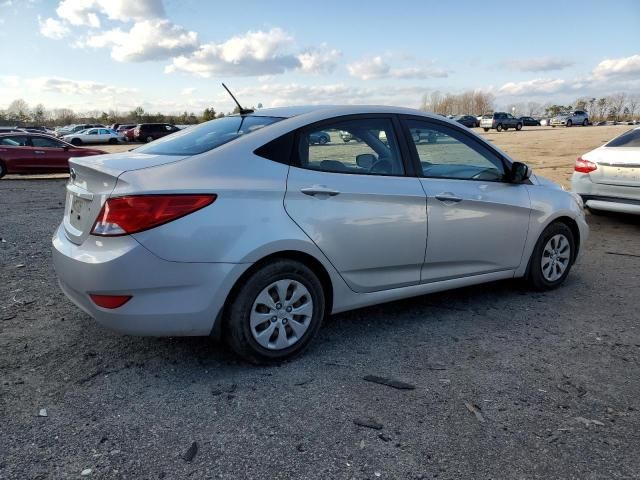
(90, 294), (132, 309)
(91, 194), (216, 236)
(575, 157), (597, 173)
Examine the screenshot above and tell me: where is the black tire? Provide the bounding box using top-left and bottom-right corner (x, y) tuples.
(71, 138), (82, 146)
(527, 222), (575, 291)
(582, 119), (588, 126)
(108, 138), (118, 144)
(516, 123), (523, 131)
(319, 135), (328, 145)
(225, 259), (325, 364)
(342, 139), (350, 143)
(0, 160), (6, 179)
(496, 124), (503, 132)
(566, 120), (572, 127)
(145, 135), (154, 143)
(483, 128), (489, 132)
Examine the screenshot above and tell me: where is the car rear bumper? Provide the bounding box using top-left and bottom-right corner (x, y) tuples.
(572, 173), (640, 214)
(52, 224), (249, 336)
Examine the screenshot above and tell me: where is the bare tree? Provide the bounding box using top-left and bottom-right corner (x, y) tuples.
(527, 101), (541, 116)
(7, 99), (30, 123)
(627, 95), (639, 120)
(609, 93), (627, 121)
(32, 104), (47, 125)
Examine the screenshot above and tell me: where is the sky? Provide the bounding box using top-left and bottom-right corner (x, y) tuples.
(0, 0), (639, 115)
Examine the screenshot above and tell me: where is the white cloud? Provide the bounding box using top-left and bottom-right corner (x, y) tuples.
(502, 57), (575, 72)
(86, 19), (199, 62)
(181, 87), (195, 95)
(498, 78), (569, 95)
(166, 28), (301, 77)
(38, 16), (70, 39)
(593, 54), (640, 78)
(347, 56), (448, 80)
(55, 0), (163, 28)
(30, 77), (135, 96)
(297, 44), (341, 74)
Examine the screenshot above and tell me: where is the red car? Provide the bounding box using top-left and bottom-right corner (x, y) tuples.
(0, 133), (106, 178)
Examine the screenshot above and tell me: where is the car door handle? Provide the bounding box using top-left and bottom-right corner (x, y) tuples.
(300, 186), (340, 197)
(435, 193), (463, 203)
(34, 150), (46, 154)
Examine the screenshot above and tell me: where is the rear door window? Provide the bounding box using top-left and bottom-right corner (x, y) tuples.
(1, 135), (29, 146)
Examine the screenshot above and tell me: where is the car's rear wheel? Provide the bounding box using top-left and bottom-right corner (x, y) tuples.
(516, 123), (523, 131)
(225, 259), (325, 364)
(108, 138), (118, 144)
(71, 138), (82, 146)
(145, 135), (154, 143)
(483, 128), (489, 132)
(0, 161), (6, 179)
(527, 222), (575, 291)
(566, 120), (573, 127)
(582, 119), (588, 126)
(319, 135), (328, 145)
(496, 124), (503, 132)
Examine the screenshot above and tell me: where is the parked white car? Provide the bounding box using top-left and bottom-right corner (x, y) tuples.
(53, 105), (588, 363)
(62, 128), (125, 146)
(572, 127), (640, 214)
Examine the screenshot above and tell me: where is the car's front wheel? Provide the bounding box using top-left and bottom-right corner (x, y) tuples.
(145, 136), (154, 143)
(0, 161), (6, 179)
(225, 259), (325, 364)
(566, 120), (573, 127)
(582, 119), (588, 126)
(71, 138), (82, 146)
(527, 222), (575, 291)
(496, 124), (503, 132)
(483, 128), (489, 132)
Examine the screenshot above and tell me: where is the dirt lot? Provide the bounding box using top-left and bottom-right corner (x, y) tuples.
(1, 126), (640, 479)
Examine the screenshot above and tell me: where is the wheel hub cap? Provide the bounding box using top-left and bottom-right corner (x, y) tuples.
(250, 279), (313, 350)
(541, 234), (571, 282)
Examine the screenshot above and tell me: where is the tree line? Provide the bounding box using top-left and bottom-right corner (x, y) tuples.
(0, 99), (246, 127)
(420, 90), (639, 121)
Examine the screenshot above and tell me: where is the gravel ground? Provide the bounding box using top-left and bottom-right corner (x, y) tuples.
(1, 177), (640, 479)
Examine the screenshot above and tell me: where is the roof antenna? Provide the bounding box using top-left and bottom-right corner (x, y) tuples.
(222, 83), (254, 115)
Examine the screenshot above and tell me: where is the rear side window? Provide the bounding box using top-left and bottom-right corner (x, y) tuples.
(31, 136), (64, 148)
(1, 135), (28, 146)
(136, 116), (283, 156)
(605, 129), (640, 148)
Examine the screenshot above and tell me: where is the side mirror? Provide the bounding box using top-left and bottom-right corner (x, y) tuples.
(62, 145), (69, 151)
(356, 153), (376, 169)
(510, 161), (531, 183)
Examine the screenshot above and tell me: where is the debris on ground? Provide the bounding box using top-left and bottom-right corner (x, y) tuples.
(354, 417), (383, 430)
(80, 469), (92, 476)
(464, 402), (485, 423)
(38, 408), (47, 417)
(575, 417), (605, 427)
(363, 375), (415, 390)
(182, 442), (198, 462)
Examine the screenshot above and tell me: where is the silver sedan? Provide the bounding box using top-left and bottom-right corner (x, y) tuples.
(52, 106), (588, 363)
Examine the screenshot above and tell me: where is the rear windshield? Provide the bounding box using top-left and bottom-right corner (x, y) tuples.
(605, 129), (640, 148)
(482, 114), (494, 119)
(136, 115), (284, 156)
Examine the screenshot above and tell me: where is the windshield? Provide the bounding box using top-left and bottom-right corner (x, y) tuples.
(136, 115), (284, 156)
(605, 129), (640, 148)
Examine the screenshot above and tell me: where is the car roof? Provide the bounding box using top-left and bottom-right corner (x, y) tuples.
(243, 104), (465, 121)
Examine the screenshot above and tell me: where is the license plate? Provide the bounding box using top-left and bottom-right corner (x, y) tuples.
(69, 194), (87, 229)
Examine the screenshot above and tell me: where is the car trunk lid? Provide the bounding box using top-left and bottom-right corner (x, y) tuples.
(63, 151), (188, 244)
(588, 148), (640, 187)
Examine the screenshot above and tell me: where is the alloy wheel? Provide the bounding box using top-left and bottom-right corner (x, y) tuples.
(250, 279), (313, 350)
(541, 234), (571, 282)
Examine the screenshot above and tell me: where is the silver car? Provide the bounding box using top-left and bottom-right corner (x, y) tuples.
(551, 110), (589, 127)
(52, 106), (588, 363)
(572, 127), (640, 214)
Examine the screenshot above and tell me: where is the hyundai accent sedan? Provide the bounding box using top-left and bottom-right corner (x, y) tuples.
(52, 106), (588, 363)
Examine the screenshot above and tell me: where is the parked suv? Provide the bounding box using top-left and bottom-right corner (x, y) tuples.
(480, 113), (523, 132)
(56, 124), (106, 138)
(134, 123), (180, 142)
(551, 110), (589, 127)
